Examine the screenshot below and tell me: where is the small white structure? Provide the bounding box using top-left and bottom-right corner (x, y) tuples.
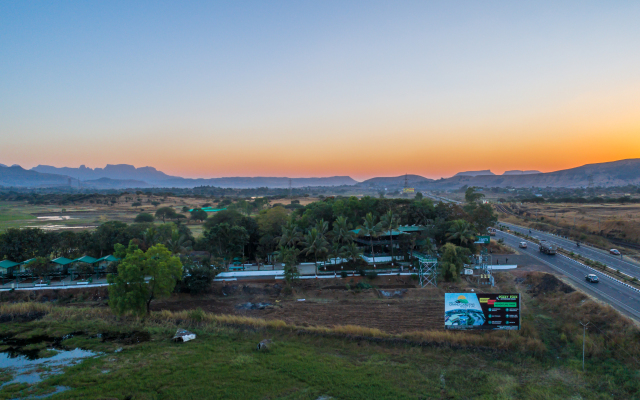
(172, 329), (196, 343)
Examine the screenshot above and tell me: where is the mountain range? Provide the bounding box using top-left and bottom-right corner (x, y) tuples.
(1, 159), (639, 189)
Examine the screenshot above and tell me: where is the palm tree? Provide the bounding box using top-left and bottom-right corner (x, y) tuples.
(165, 232), (192, 255)
(330, 241), (345, 268)
(342, 242), (363, 265)
(446, 220), (476, 246)
(303, 228), (329, 275)
(358, 213), (381, 268)
(315, 219), (329, 235)
(332, 216), (354, 245)
(380, 211), (400, 266)
(278, 220), (302, 249)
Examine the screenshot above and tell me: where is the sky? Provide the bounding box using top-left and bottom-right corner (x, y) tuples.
(1, 1), (639, 181)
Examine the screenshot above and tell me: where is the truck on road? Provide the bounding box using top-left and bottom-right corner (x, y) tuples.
(539, 240), (557, 255)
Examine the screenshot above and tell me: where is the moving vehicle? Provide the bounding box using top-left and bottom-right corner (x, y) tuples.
(585, 274), (599, 283)
(519, 242), (527, 249)
(539, 240), (557, 255)
(610, 249), (621, 256)
(487, 227), (496, 236)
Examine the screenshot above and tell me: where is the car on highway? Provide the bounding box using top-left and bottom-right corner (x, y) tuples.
(519, 242), (527, 249)
(610, 249), (621, 255)
(585, 274), (599, 283)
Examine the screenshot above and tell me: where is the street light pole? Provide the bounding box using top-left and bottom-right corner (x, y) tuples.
(580, 322), (590, 372)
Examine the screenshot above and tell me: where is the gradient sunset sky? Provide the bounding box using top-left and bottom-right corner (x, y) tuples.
(1, 1), (639, 181)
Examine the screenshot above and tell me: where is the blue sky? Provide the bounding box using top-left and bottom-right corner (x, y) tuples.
(1, 1), (639, 180)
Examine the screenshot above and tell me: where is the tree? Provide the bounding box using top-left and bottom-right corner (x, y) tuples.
(439, 243), (470, 282)
(179, 257), (219, 295)
(155, 207), (176, 223)
(358, 213), (381, 268)
(0, 228), (55, 262)
(280, 246), (300, 284)
(342, 242), (363, 265)
(380, 211), (400, 266)
(415, 192), (423, 200)
(303, 228), (328, 275)
(331, 216), (353, 245)
(278, 220), (302, 249)
(165, 230), (192, 255)
(202, 223), (249, 266)
(446, 220), (476, 246)
(134, 213), (155, 223)
(465, 187), (485, 204)
(107, 243), (183, 315)
(190, 208), (208, 222)
(28, 257), (53, 280)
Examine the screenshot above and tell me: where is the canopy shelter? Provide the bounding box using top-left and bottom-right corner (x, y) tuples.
(74, 256), (98, 264)
(0, 260), (19, 277)
(188, 207), (227, 213)
(14, 258), (36, 275)
(51, 257), (75, 273)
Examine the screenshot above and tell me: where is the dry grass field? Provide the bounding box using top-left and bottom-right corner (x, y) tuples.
(502, 203), (640, 243)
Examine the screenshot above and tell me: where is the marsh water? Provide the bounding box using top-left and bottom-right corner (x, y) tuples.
(0, 333), (98, 397)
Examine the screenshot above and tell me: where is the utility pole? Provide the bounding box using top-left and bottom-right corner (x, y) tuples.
(580, 322), (590, 372)
(289, 179), (292, 199)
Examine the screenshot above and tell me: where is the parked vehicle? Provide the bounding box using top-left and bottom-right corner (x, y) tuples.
(539, 240), (557, 255)
(610, 249), (621, 255)
(585, 274), (599, 283)
(519, 242), (527, 249)
(487, 227), (496, 236)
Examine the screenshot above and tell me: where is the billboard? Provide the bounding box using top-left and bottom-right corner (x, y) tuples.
(444, 293), (520, 330)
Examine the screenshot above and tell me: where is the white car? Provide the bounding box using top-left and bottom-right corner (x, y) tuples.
(519, 242), (527, 249)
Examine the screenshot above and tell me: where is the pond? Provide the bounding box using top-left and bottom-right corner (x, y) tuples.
(0, 333), (99, 397)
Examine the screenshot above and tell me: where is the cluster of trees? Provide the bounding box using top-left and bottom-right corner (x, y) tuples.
(0, 221), (195, 263)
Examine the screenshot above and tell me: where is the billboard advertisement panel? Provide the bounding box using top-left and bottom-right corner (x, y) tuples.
(444, 293), (520, 330)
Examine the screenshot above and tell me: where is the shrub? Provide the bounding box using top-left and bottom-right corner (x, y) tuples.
(356, 281), (372, 290)
(344, 284), (351, 291)
(340, 271), (348, 278)
(366, 271), (378, 280)
(410, 273), (419, 281)
(358, 269), (367, 277)
(189, 308), (206, 322)
(131, 202), (142, 207)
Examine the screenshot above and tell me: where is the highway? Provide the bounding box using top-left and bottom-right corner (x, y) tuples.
(499, 221), (640, 280)
(496, 229), (640, 321)
(422, 192), (640, 319)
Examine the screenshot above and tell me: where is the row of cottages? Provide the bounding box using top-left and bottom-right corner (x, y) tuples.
(0, 255), (120, 280)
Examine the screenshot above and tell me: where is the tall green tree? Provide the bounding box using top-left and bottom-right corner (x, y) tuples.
(303, 228), (328, 275)
(380, 211), (400, 266)
(342, 242), (363, 265)
(446, 220), (476, 246)
(358, 213), (381, 268)
(278, 220), (302, 249)
(465, 187), (485, 204)
(108, 243), (183, 315)
(203, 223), (249, 266)
(331, 216), (354, 245)
(439, 243), (471, 282)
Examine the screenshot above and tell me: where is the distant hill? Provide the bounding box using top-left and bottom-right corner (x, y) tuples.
(33, 164), (175, 183)
(502, 170), (541, 175)
(453, 170), (495, 177)
(0, 165), (71, 187)
(360, 175), (433, 187)
(422, 159), (640, 189)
